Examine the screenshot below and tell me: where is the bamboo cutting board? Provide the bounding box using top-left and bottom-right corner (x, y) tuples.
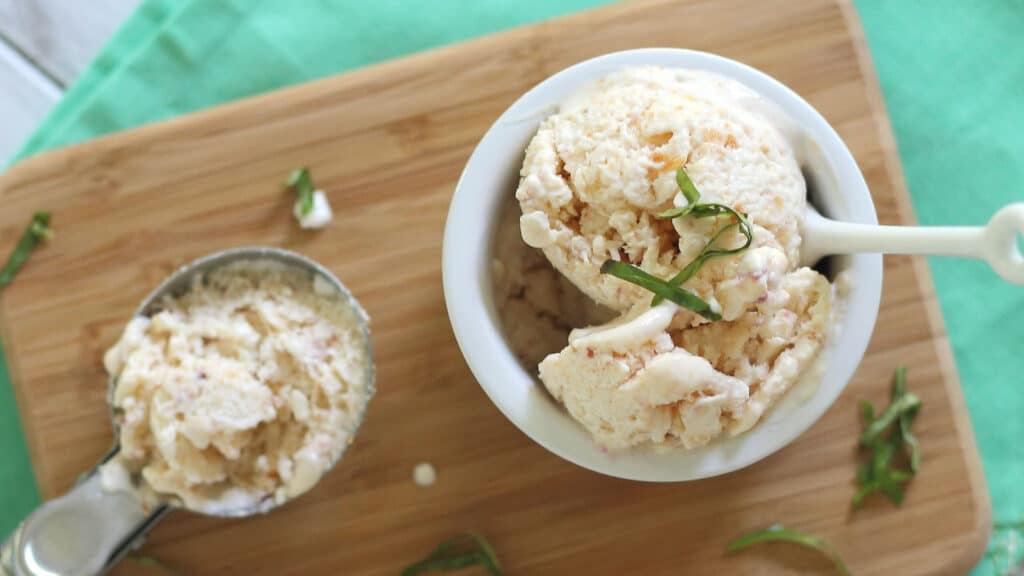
(0, 0), (990, 574)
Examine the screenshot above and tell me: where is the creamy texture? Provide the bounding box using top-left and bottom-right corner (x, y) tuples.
(675, 268), (831, 434)
(511, 67), (835, 450)
(516, 66), (805, 324)
(492, 198), (614, 368)
(539, 303), (749, 450)
(104, 261), (371, 513)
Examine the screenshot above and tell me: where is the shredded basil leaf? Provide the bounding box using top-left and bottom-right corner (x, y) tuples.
(727, 524), (850, 576)
(859, 390), (921, 447)
(610, 167), (753, 316)
(601, 260), (721, 320)
(0, 212), (52, 291)
(891, 366), (921, 472)
(655, 205), (753, 302)
(402, 532), (501, 576)
(853, 366), (921, 508)
(284, 167), (316, 217)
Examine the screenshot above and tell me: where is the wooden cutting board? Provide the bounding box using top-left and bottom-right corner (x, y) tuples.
(0, 0), (990, 574)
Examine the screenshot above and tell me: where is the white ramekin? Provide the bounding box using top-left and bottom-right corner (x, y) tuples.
(442, 49), (882, 481)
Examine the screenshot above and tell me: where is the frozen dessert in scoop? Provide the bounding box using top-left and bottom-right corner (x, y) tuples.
(505, 66), (835, 450)
(516, 67), (806, 323)
(102, 260), (372, 513)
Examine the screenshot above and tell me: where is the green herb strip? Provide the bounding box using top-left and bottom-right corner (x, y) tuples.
(656, 166), (701, 217)
(727, 524), (851, 576)
(601, 261), (721, 320)
(653, 204), (753, 305)
(600, 167), (753, 318)
(284, 167), (316, 217)
(858, 391), (921, 447)
(402, 532), (502, 576)
(853, 366), (921, 508)
(892, 366), (921, 472)
(0, 212), (52, 291)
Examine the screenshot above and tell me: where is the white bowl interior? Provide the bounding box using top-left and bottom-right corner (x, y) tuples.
(443, 49), (882, 481)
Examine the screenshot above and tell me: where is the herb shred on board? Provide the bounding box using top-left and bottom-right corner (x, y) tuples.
(0, 212), (52, 291)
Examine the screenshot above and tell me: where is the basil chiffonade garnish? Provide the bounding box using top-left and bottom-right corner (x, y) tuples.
(600, 167), (753, 319)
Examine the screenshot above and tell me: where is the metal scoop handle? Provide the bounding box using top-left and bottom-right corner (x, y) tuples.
(1, 450), (168, 576)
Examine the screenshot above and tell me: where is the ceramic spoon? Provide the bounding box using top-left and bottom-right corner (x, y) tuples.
(0, 247), (375, 576)
(801, 203), (1024, 284)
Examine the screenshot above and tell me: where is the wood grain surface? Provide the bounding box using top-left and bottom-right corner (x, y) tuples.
(0, 0), (990, 574)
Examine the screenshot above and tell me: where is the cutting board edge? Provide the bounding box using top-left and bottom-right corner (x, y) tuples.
(838, 0), (991, 569)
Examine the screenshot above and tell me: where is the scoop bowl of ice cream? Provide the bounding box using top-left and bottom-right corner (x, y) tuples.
(443, 49), (882, 481)
(104, 247), (376, 516)
(1, 247), (375, 576)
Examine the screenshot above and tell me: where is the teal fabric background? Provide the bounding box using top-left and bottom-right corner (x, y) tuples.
(1, 0), (1020, 573)
(857, 3), (1024, 571)
(858, 0), (1024, 524)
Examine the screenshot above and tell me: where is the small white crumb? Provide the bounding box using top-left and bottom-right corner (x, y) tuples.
(99, 460), (134, 494)
(313, 274), (339, 297)
(293, 190), (333, 229)
(707, 296), (722, 316)
(412, 462), (436, 487)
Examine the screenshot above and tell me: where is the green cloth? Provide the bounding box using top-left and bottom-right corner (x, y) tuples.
(857, 3), (1024, 572)
(858, 0), (1024, 516)
(2, 1), (1021, 573)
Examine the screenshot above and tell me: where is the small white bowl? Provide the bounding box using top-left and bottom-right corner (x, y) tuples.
(442, 49), (882, 481)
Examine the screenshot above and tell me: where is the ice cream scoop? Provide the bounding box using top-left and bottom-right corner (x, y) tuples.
(514, 66), (807, 321)
(0, 247), (375, 576)
(801, 203), (1024, 284)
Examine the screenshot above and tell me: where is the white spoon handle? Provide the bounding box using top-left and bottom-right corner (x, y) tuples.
(803, 203), (1024, 284)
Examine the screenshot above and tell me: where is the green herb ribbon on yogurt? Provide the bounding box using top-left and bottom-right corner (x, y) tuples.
(727, 524), (851, 576)
(0, 212), (53, 291)
(402, 532), (502, 576)
(600, 166), (753, 320)
(853, 366), (921, 508)
(284, 167), (316, 217)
